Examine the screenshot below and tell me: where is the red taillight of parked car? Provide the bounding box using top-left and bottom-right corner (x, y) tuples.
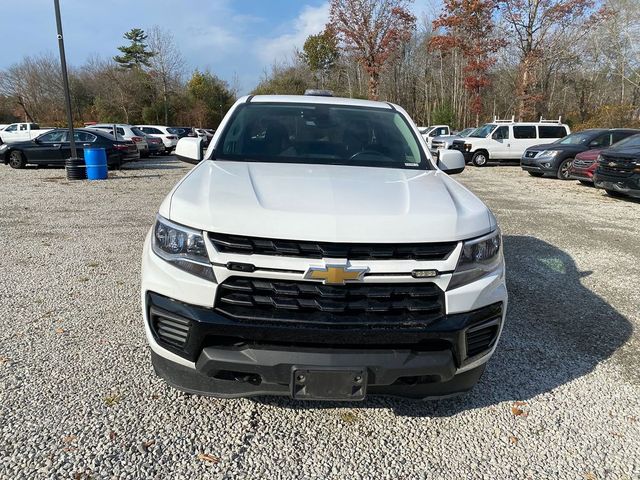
(114, 143), (135, 151)
(131, 136), (144, 143)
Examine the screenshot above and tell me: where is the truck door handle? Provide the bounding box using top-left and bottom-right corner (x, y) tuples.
(53, 144), (61, 147)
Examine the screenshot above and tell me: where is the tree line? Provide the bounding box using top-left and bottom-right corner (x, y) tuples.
(257, 0), (640, 129)
(0, 27), (236, 128)
(1, 0), (638, 130)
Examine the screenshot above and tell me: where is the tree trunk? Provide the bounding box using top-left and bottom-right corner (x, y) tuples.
(368, 70), (380, 100)
(163, 85), (169, 126)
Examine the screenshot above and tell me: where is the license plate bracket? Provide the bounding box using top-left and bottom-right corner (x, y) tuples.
(291, 368), (367, 401)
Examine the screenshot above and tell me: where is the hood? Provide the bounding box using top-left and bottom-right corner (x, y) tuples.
(602, 145), (640, 159)
(168, 161), (493, 243)
(528, 142), (584, 152)
(432, 134), (459, 142)
(575, 148), (604, 161)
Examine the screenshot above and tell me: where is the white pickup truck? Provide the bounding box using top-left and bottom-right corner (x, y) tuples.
(141, 92), (507, 401)
(0, 123), (52, 144)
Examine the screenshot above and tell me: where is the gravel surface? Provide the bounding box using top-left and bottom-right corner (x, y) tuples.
(0, 158), (638, 479)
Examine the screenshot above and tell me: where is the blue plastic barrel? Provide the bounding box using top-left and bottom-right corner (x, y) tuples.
(84, 148), (108, 180)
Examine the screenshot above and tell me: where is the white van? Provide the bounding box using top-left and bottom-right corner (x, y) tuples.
(451, 118), (570, 166)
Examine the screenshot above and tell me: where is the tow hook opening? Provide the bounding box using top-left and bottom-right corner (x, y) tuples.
(213, 370), (262, 385)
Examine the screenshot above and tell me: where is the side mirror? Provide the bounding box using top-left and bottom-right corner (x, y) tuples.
(175, 137), (202, 164)
(438, 150), (465, 174)
(588, 140), (600, 148)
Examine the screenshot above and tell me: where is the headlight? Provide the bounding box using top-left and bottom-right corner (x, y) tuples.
(448, 229), (502, 290)
(0, 144), (8, 152)
(464, 143), (472, 152)
(151, 215), (215, 282)
(596, 155), (603, 163)
(535, 150), (560, 159)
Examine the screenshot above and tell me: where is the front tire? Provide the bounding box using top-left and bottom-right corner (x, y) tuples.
(471, 151), (489, 167)
(8, 150), (26, 169)
(557, 158), (574, 180)
(528, 171), (544, 177)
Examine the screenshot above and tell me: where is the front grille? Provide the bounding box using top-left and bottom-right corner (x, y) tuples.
(597, 156), (636, 177)
(150, 309), (191, 347)
(214, 277), (445, 326)
(450, 141), (466, 152)
(572, 158), (594, 168)
(209, 233), (456, 261)
(465, 322), (499, 357)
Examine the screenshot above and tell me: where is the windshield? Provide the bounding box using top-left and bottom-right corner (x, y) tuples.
(556, 131), (597, 145)
(167, 127), (185, 135)
(217, 103), (428, 169)
(609, 133), (640, 150)
(470, 124), (496, 138)
(459, 128), (475, 137)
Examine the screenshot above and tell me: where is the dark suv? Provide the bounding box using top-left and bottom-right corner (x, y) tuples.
(521, 129), (639, 180)
(594, 134), (640, 198)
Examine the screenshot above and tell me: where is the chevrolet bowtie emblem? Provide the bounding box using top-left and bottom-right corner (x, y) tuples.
(304, 264), (369, 285)
(608, 161), (617, 167)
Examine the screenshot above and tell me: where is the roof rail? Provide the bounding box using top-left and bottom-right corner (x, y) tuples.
(493, 115), (515, 123)
(539, 116), (562, 124)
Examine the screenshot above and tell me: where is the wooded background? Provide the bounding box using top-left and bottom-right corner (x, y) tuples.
(1, 0), (638, 130)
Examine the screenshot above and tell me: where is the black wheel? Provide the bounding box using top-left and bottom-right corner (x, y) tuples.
(528, 171), (544, 177)
(579, 180), (592, 186)
(471, 151), (488, 167)
(605, 189), (626, 198)
(8, 150), (26, 169)
(557, 158), (574, 180)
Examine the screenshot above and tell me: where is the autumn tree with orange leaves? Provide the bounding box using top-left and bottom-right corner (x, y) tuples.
(329, 0), (416, 100)
(498, 0), (599, 120)
(430, 0), (503, 126)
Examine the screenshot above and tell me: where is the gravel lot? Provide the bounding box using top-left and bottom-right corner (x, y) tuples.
(0, 158), (639, 479)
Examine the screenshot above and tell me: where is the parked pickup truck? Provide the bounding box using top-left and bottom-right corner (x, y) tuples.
(0, 123), (52, 144)
(141, 92), (507, 402)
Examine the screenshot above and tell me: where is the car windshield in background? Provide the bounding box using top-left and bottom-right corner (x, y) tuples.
(167, 128), (185, 135)
(609, 133), (640, 150)
(131, 127), (146, 136)
(470, 124), (496, 137)
(217, 103), (427, 169)
(556, 131), (595, 145)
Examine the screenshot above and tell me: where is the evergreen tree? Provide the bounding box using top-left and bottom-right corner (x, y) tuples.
(114, 28), (155, 69)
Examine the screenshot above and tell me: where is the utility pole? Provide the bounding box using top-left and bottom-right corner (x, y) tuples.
(54, 0), (83, 180)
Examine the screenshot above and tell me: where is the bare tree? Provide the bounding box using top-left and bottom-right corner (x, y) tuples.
(148, 26), (185, 125)
(0, 55), (63, 122)
(329, 0), (416, 99)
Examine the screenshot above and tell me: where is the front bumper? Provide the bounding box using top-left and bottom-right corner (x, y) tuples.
(141, 231), (507, 400)
(594, 173), (640, 198)
(520, 157), (559, 173)
(147, 291), (502, 399)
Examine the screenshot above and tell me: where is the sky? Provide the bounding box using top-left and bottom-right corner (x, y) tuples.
(2, 0), (435, 94)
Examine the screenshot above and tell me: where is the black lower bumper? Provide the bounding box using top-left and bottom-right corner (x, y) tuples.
(146, 292), (502, 400)
(594, 174), (640, 198)
(152, 350), (487, 400)
(521, 163), (556, 174)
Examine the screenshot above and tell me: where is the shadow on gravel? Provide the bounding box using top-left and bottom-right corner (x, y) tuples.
(254, 235), (633, 417)
(122, 158), (185, 171)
